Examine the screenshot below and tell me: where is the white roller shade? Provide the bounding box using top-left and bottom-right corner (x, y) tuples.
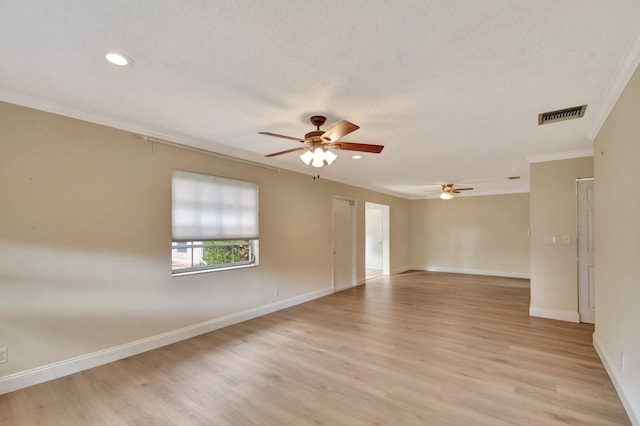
(172, 170), (259, 241)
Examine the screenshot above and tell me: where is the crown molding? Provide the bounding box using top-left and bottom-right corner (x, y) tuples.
(526, 148), (593, 164)
(589, 24), (640, 140)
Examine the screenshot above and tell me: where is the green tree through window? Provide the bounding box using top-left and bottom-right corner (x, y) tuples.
(201, 240), (250, 266)
(171, 240), (256, 273)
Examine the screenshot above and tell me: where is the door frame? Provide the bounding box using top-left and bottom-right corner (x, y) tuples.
(332, 195), (357, 292)
(365, 202), (390, 276)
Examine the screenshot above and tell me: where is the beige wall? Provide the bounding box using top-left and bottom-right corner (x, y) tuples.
(529, 157), (593, 321)
(410, 194), (530, 277)
(593, 64), (640, 420)
(0, 101), (411, 378)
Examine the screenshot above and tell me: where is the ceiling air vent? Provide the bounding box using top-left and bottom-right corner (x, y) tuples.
(538, 105), (587, 125)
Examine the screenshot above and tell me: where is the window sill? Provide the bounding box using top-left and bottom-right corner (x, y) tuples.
(172, 262), (258, 277)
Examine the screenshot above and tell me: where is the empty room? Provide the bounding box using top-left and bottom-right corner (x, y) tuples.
(1, 2), (639, 425)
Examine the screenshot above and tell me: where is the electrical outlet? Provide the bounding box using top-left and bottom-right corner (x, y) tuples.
(620, 352), (625, 371)
(0, 347), (7, 364)
(274, 288), (279, 297)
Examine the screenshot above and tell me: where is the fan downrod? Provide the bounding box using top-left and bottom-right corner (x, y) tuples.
(310, 115), (327, 129)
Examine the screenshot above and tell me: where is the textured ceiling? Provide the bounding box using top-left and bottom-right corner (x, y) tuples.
(2, 1), (640, 198)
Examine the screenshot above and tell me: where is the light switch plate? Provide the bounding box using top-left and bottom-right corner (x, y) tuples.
(0, 347), (7, 364)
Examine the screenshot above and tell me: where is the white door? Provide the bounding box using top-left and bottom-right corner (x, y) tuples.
(578, 179), (595, 324)
(333, 197), (356, 291)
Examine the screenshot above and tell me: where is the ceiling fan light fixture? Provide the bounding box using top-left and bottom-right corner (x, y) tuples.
(300, 147), (338, 167)
(299, 150), (313, 165)
(324, 149), (337, 165)
(311, 147), (325, 168)
(261, 115), (383, 165)
(440, 191), (454, 200)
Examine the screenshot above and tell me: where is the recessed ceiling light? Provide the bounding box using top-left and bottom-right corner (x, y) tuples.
(105, 51), (133, 66)
(352, 155), (362, 160)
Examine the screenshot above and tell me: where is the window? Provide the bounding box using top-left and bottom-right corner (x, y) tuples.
(171, 170), (259, 275)
(171, 240), (256, 272)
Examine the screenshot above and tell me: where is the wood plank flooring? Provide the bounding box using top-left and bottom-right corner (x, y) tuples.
(0, 271), (630, 425)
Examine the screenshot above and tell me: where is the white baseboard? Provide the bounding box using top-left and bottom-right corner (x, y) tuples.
(391, 265), (412, 275)
(528, 306), (580, 323)
(410, 265), (530, 280)
(593, 333), (639, 425)
(0, 287), (333, 396)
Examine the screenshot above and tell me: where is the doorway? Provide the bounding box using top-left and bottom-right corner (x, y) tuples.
(333, 196), (356, 292)
(577, 178), (595, 324)
(365, 202), (390, 279)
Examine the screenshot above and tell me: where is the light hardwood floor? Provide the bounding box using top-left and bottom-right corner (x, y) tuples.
(0, 272), (630, 425)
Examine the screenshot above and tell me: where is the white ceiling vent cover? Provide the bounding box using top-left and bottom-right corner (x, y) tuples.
(538, 105), (587, 125)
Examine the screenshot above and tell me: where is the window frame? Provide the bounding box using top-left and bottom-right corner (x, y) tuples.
(171, 170), (259, 276)
(171, 239), (259, 276)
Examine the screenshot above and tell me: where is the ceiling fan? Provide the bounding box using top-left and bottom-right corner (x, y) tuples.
(259, 115), (384, 168)
(433, 184), (474, 200)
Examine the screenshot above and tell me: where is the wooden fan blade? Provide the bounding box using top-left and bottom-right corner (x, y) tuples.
(258, 132), (305, 143)
(264, 147), (306, 157)
(332, 142), (384, 153)
(456, 187), (474, 191)
(321, 120), (360, 142)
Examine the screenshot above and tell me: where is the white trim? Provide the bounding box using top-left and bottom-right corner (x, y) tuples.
(526, 149), (593, 164)
(312, 173), (410, 200)
(589, 24), (640, 140)
(593, 333), (639, 425)
(335, 280), (367, 292)
(365, 202), (391, 276)
(0, 91), (415, 200)
(0, 90), (283, 172)
(411, 265), (530, 280)
(528, 306), (580, 323)
(0, 287), (333, 396)
(382, 204), (391, 276)
(391, 266), (412, 275)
